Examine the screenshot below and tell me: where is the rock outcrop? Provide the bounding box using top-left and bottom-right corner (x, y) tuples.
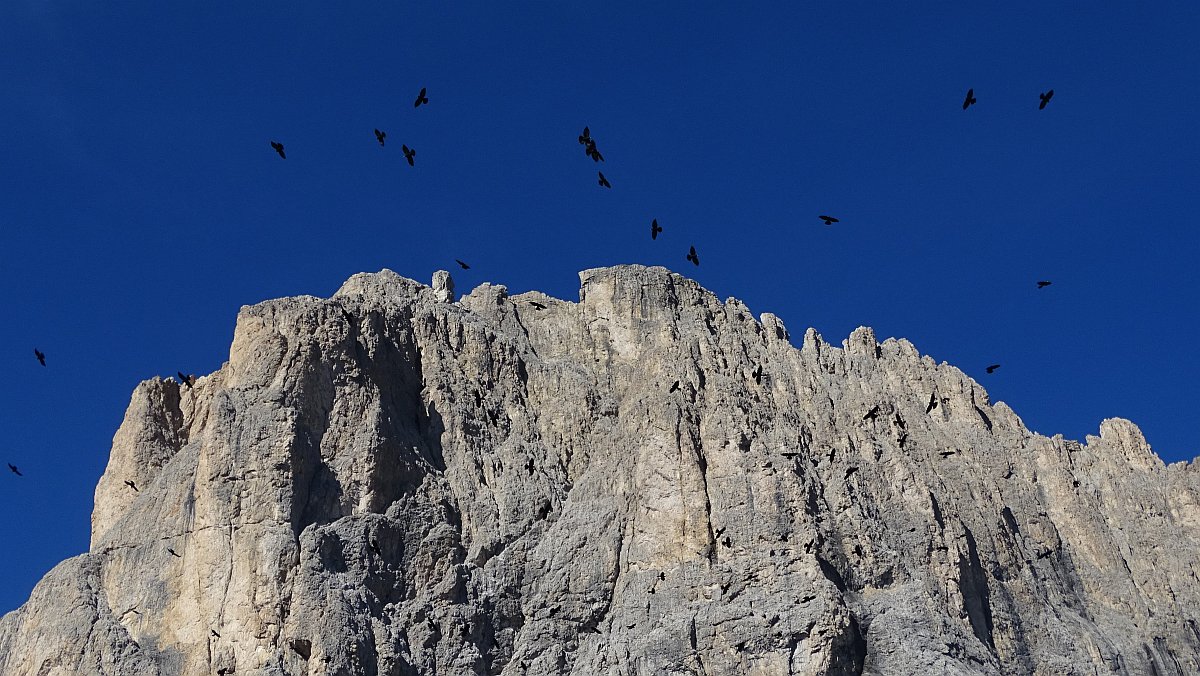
(1, 265), (1197, 675)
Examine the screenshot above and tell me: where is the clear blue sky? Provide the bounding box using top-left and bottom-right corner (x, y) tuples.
(2, 2), (1197, 614)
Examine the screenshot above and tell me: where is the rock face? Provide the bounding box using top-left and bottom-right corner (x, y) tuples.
(1, 265), (1198, 676)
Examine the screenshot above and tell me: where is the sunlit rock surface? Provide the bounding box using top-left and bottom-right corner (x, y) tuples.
(2, 265), (1197, 675)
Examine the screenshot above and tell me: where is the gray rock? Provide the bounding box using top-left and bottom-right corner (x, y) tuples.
(2, 265), (1197, 675)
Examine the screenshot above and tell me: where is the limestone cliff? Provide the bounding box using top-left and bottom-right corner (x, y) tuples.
(1, 265), (1197, 675)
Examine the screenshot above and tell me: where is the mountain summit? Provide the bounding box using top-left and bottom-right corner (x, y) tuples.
(2, 266), (1197, 675)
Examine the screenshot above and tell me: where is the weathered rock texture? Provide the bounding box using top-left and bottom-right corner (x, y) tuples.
(1, 265), (1197, 675)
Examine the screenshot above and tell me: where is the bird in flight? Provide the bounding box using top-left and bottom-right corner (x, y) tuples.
(211, 629), (221, 639)
(752, 365), (763, 385)
(986, 364), (1001, 374)
(578, 126), (591, 145)
(598, 171), (611, 189)
(177, 372), (195, 389)
(669, 380), (680, 393)
(374, 129), (386, 146)
(414, 87), (429, 108)
(1037, 281), (1052, 289)
(167, 548), (181, 558)
(455, 259), (470, 270)
(586, 142), (604, 163)
(651, 219), (662, 240)
(34, 348), (46, 366)
(863, 405), (880, 421)
(124, 480), (138, 492)
(528, 301), (547, 310)
(7, 463), (21, 476)
(686, 245), (699, 266)
(962, 88), (977, 110)
(819, 215), (839, 225)
(1039, 89), (1054, 110)
(270, 141), (286, 159)
(402, 145), (416, 166)
(925, 391), (939, 414)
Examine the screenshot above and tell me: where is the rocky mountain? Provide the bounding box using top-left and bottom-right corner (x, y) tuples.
(1, 265), (1197, 676)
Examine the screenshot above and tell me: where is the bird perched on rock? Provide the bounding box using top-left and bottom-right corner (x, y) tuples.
(1037, 281), (1052, 289)
(124, 480), (138, 492)
(598, 171), (611, 188)
(374, 129), (386, 146)
(270, 141), (286, 159)
(455, 259), (470, 270)
(413, 87), (429, 108)
(1039, 89), (1054, 110)
(402, 144), (416, 166)
(819, 215), (839, 225)
(7, 463), (21, 476)
(686, 246), (699, 266)
(34, 348), (46, 366)
(651, 219), (662, 240)
(986, 364), (1001, 374)
(962, 88), (977, 110)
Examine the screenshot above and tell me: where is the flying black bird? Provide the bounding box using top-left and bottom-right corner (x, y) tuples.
(211, 629), (221, 639)
(124, 480), (138, 492)
(414, 87), (429, 108)
(167, 548), (181, 558)
(586, 142), (604, 162)
(1037, 281), (1052, 289)
(863, 405), (880, 421)
(686, 245), (699, 266)
(598, 171), (611, 189)
(1039, 89), (1054, 110)
(819, 215), (839, 225)
(578, 126), (591, 145)
(177, 372), (195, 389)
(402, 144), (416, 166)
(7, 463), (21, 476)
(669, 380), (680, 393)
(962, 88), (977, 110)
(270, 141), (286, 159)
(374, 129), (386, 146)
(651, 219), (662, 240)
(34, 348), (45, 366)
(752, 365), (763, 385)
(925, 392), (938, 414)
(528, 301), (547, 310)
(455, 259), (470, 270)
(986, 364), (1001, 374)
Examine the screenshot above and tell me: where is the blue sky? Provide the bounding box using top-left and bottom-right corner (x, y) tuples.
(1, 2), (1197, 614)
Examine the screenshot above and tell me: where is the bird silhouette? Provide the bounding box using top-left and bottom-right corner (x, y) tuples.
(598, 171), (611, 188)
(124, 480), (138, 492)
(578, 126), (591, 145)
(819, 215), (839, 225)
(586, 142), (604, 162)
(1037, 281), (1052, 289)
(687, 246), (699, 266)
(669, 380), (680, 393)
(528, 301), (547, 310)
(986, 364), (1001, 374)
(962, 88), (977, 110)
(211, 629), (221, 639)
(925, 392), (938, 414)
(374, 129), (386, 146)
(34, 348), (45, 366)
(177, 372), (195, 389)
(752, 365), (763, 384)
(651, 219), (662, 240)
(1039, 89), (1054, 110)
(455, 259), (470, 270)
(414, 87), (429, 108)
(167, 548), (181, 558)
(402, 144), (416, 166)
(863, 405), (880, 421)
(7, 463), (21, 476)
(270, 141), (286, 159)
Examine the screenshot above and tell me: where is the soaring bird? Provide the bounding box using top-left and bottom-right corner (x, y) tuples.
(7, 463), (21, 476)
(651, 219), (662, 240)
(578, 126), (591, 145)
(962, 88), (977, 110)
(34, 348), (45, 366)
(1039, 89), (1054, 110)
(374, 129), (386, 146)
(528, 301), (547, 310)
(669, 380), (680, 393)
(752, 365), (763, 385)
(819, 215), (839, 225)
(402, 144), (416, 166)
(270, 141), (286, 159)
(177, 372), (195, 389)
(211, 629), (221, 639)
(925, 391), (938, 414)
(986, 364), (1001, 374)
(124, 480), (138, 492)
(167, 548), (181, 558)
(863, 405), (880, 421)
(686, 245), (699, 266)
(585, 142), (604, 162)
(598, 171), (611, 189)
(455, 259), (470, 270)
(414, 87), (429, 108)
(1037, 281), (1052, 289)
